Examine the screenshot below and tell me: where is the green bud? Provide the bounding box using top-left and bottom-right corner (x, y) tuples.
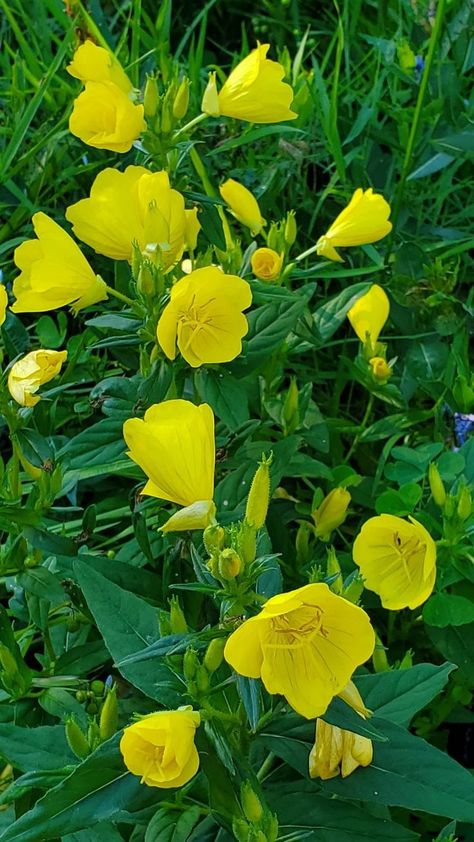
(326, 547), (343, 594)
(245, 454), (272, 529)
(218, 548), (242, 580)
(196, 665), (209, 693)
(282, 379), (299, 435)
(295, 521), (312, 565)
(398, 649), (413, 669)
(160, 86), (174, 134)
(241, 781), (263, 823)
(428, 463), (446, 507)
(87, 720), (102, 751)
(457, 485), (472, 521)
(172, 77), (190, 120)
(372, 634), (390, 673)
(0, 645), (21, 688)
(158, 609), (172, 637)
(99, 686), (119, 741)
(131, 241), (142, 281)
(137, 261), (155, 296)
(232, 818), (251, 842)
(284, 210), (297, 246)
(253, 832), (267, 842)
(342, 572), (364, 603)
(90, 680), (105, 697)
(452, 374), (474, 413)
(266, 221), (281, 252)
(65, 717), (90, 760)
(203, 637), (226, 673)
(203, 524), (225, 557)
(444, 494), (455, 519)
(183, 648), (200, 682)
(86, 701), (98, 715)
(262, 812), (279, 842)
(75, 690), (87, 703)
(144, 74), (160, 118)
(169, 596), (188, 633)
(239, 522), (257, 566)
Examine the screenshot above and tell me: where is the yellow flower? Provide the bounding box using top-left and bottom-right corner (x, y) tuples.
(123, 399), (215, 532)
(219, 179), (266, 236)
(353, 514), (437, 610)
(316, 189), (392, 262)
(312, 488), (351, 541)
(69, 81), (145, 153)
(66, 166), (187, 269)
(11, 213), (108, 315)
(184, 208), (201, 251)
(202, 43), (297, 123)
(0, 285), (7, 326)
(224, 583), (375, 719)
(67, 40), (132, 93)
(369, 356), (392, 382)
(157, 267), (252, 368)
(8, 349), (67, 407)
(347, 284), (390, 346)
(251, 248), (283, 282)
(309, 718), (373, 780)
(120, 708), (201, 789)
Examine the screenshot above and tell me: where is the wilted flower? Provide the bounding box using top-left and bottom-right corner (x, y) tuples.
(0, 285), (7, 326)
(224, 583), (375, 719)
(312, 488), (351, 541)
(219, 179), (266, 236)
(202, 43), (297, 124)
(251, 248), (283, 282)
(369, 356), (392, 382)
(66, 166), (187, 269)
(120, 708), (201, 788)
(347, 285), (390, 347)
(316, 189), (392, 263)
(157, 267), (252, 368)
(8, 349), (67, 407)
(11, 213), (108, 315)
(67, 40), (132, 92)
(353, 514), (437, 610)
(123, 399), (215, 532)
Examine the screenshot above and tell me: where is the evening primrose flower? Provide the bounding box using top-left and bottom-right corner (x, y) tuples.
(157, 267), (252, 368)
(66, 166), (187, 269)
(219, 179), (265, 236)
(8, 349), (67, 407)
(312, 488), (351, 541)
(11, 213), (108, 315)
(224, 583), (375, 719)
(251, 248), (283, 282)
(369, 356), (392, 382)
(353, 514), (437, 610)
(67, 40), (132, 92)
(202, 43), (297, 123)
(0, 285), (7, 326)
(316, 189), (392, 262)
(123, 399), (215, 532)
(347, 285), (390, 347)
(184, 208), (201, 251)
(120, 708), (201, 788)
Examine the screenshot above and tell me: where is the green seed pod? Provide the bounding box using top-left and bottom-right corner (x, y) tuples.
(241, 781), (263, 823)
(75, 690), (87, 703)
(65, 717), (90, 760)
(86, 701), (98, 715)
(99, 686), (119, 741)
(90, 680), (105, 697)
(203, 637), (226, 673)
(428, 463), (446, 507)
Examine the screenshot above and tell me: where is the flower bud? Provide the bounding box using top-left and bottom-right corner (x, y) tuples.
(342, 571), (364, 604)
(262, 813), (279, 842)
(282, 379), (299, 435)
(251, 248), (283, 283)
(203, 524), (225, 557)
(284, 210), (297, 247)
(239, 521), (257, 566)
(218, 548), (242, 580)
(65, 717), (90, 760)
(173, 77), (190, 120)
(183, 648), (200, 682)
(296, 521), (312, 565)
(398, 649), (413, 669)
(137, 261), (156, 296)
(169, 596), (188, 634)
(196, 665), (210, 693)
(444, 494), (455, 519)
(232, 819), (251, 842)
(144, 75), (160, 118)
(326, 547), (343, 594)
(428, 463), (446, 508)
(369, 356), (392, 383)
(266, 221), (281, 252)
(312, 488), (351, 541)
(158, 610), (172, 637)
(87, 720), (102, 751)
(99, 685), (119, 741)
(203, 637), (226, 673)
(245, 454), (272, 529)
(90, 679), (105, 697)
(241, 781), (263, 823)
(457, 485), (472, 521)
(372, 633), (390, 673)
(131, 241), (142, 281)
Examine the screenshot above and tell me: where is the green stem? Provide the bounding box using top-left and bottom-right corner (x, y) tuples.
(189, 147), (233, 251)
(344, 393), (374, 463)
(200, 702), (240, 724)
(257, 751), (276, 782)
(389, 0), (447, 240)
(105, 284), (135, 307)
(173, 112), (208, 141)
(295, 243), (319, 262)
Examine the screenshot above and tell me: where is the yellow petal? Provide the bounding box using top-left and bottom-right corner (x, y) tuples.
(0, 285), (7, 326)
(317, 188), (392, 262)
(219, 179), (265, 235)
(69, 82), (146, 153)
(217, 43), (297, 123)
(160, 500), (216, 532)
(347, 284), (390, 345)
(67, 40), (132, 94)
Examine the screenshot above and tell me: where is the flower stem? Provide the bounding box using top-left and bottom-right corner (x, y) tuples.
(105, 285), (135, 307)
(173, 112), (208, 141)
(257, 751), (276, 782)
(344, 393), (374, 463)
(295, 243), (318, 262)
(189, 146), (234, 251)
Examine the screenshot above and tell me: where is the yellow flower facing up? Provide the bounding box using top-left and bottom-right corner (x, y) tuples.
(316, 189), (392, 263)
(0, 285), (7, 326)
(369, 356), (392, 382)
(120, 708), (201, 789)
(224, 583), (375, 719)
(123, 399), (215, 532)
(157, 267), (252, 368)
(251, 248), (283, 282)
(219, 179), (266, 236)
(202, 43), (297, 123)
(66, 166), (187, 269)
(67, 40), (132, 93)
(312, 488), (351, 542)
(347, 284), (390, 347)
(353, 514), (437, 610)
(8, 349), (67, 407)
(11, 213), (108, 315)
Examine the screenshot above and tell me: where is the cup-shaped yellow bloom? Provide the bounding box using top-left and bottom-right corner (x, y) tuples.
(8, 349), (67, 407)
(69, 81), (146, 153)
(67, 40), (132, 94)
(157, 267), (252, 368)
(309, 718), (373, 780)
(184, 208), (201, 251)
(11, 213), (108, 315)
(312, 488), (351, 541)
(224, 583), (375, 719)
(353, 514), (437, 610)
(66, 166), (186, 269)
(120, 708), (201, 789)
(347, 285), (390, 346)
(369, 356), (392, 382)
(219, 179), (265, 236)
(202, 43), (297, 123)
(251, 248), (283, 282)
(316, 189), (392, 262)
(123, 400), (215, 531)
(0, 285), (7, 326)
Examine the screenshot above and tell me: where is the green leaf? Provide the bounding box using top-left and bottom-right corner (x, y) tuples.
(197, 203), (226, 250)
(60, 418), (126, 471)
(145, 806), (201, 842)
(63, 824), (125, 842)
(195, 369), (249, 431)
(375, 483), (422, 515)
(312, 282), (371, 342)
(426, 623), (474, 681)
(423, 593), (474, 627)
(0, 723), (76, 772)
(405, 340), (449, 382)
(355, 663), (456, 726)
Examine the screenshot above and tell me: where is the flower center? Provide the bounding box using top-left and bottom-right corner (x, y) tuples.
(391, 532), (425, 581)
(177, 296), (215, 351)
(266, 604), (325, 650)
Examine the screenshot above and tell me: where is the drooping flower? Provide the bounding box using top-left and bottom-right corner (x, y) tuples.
(312, 488), (351, 541)
(156, 267), (252, 368)
(202, 43), (297, 124)
(316, 189), (392, 262)
(8, 349), (68, 407)
(353, 514), (437, 610)
(369, 356), (392, 382)
(120, 708), (201, 788)
(251, 247), (283, 282)
(11, 213), (108, 315)
(67, 40), (132, 93)
(309, 681), (373, 780)
(0, 285), (7, 326)
(224, 583), (375, 719)
(219, 179), (266, 236)
(66, 166), (187, 269)
(123, 399), (215, 532)
(347, 285), (390, 347)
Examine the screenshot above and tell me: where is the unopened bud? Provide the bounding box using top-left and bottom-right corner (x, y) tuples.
(282, 379), (299, 435)
(65, 717), (90, 760)
(398, 649), (413, 670)
(342, 571), (364, 603)
(203, 524), (225, 557)
(99, 686), (118, 741)
(169, 596), (188, 634)
(87, 721), (101, 751)
(428, 463), (446, 508)
(284, 210), (297, 246)
(296, 521), (312, 565)
(266, 221), (280, 252)
(326, 547), (342, 594)
(196, 665), (209, 693)
(241, 781), (263, 823)
(144, 75), (160, 118)
(457, 486), (472, 521)
(372, 633), (390, 673)
(444, 494), (455, 519)
(232, 819), (251, 842)
(137, 262), (155, 296)
(245, 454), (272, 529)
(369, 356), (392, 383)
(173, 77), (190, 120)
(131, 241), (142, 281)
(203, 637), (226, 673)
(312, 488), (351, 541)
(218, 548), (241, 580)
(262, 813), (279, 842)
(183, 648), (200, 682)
(239, 521), (257, 566)
(158, 609), (172, 637)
